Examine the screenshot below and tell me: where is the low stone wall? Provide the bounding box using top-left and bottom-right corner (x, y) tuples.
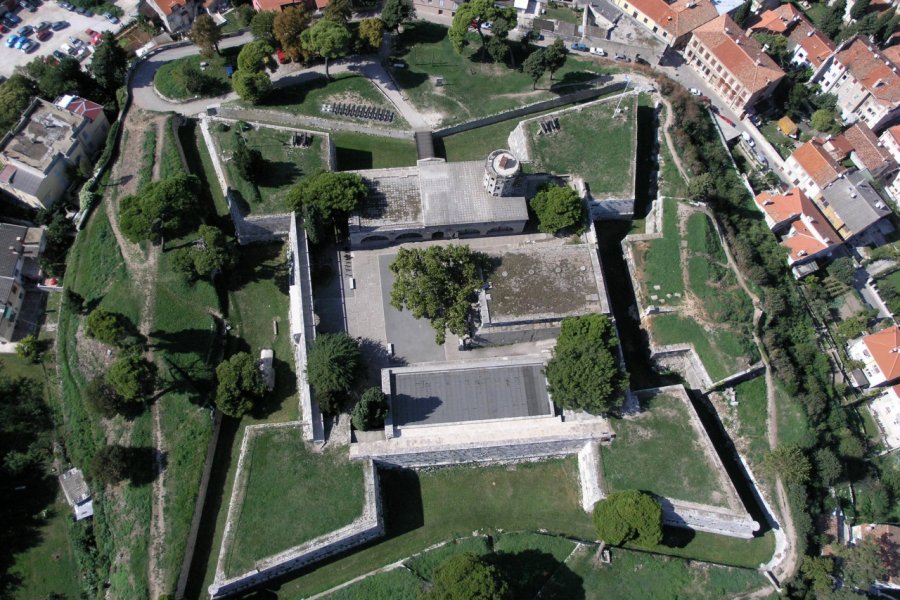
(217, 105), (414, 140)
(209, 442), (383, 599)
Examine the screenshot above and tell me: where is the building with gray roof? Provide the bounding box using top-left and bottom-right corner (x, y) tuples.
(818, 171), (893, 242)
(0, 223), (45, 342)
(349, 153), (529, 247)
(59, 467), (93, 520)
(0, 96), (109, 208)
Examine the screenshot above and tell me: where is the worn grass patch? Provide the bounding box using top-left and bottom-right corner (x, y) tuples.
(392, 21), (611, 127)
(733, 376), (769, 469)
(528, 96), (636, 198)
(601, 393), (731, 507)
(224, 427), (365, 577)
(210, 123), (327, 215)
(154, 47), (237, 100)
(634, 197), (684, 303)
(649, 314), (750, 382)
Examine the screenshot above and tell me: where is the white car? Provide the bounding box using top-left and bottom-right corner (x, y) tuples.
(741, 131), (756, 148)
(589, 47), (606, 56)
(689, 87), (702, 96)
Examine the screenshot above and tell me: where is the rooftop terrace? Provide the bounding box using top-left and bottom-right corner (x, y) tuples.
(1, 99), (83, 172)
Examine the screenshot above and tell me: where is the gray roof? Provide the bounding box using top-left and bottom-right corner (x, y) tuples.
(419, 161), (528, 227)
(59, 467), (91, 505)
(0, 223), (27, 282)
(6, 167), (44, 196)
(820, 171), (892, 239)
(389, 362), (552, 426)
(414, 131), (435, 160)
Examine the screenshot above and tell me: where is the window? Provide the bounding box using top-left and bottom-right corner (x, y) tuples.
(438, 8), (442, 12)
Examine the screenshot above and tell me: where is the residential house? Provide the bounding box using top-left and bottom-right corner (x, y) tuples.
(868, 385), (900, 450)
(253, 0), (329, 13)
(747, 4), (835, 71)
(0, 96), (109, 209)
(851, 523), (900, 590)
(684, 15), (785, 114)
(784, 138), (846, 199)
(832, 122), (898, 181)
(848, 324), (900, 387)
(143, 0), (213, 32)
(778, 115), (799, 138)
(814, 36), (900, 132)
(59, 468), (93, 520)
(879, 124), (900, 163)
(754, 187), (840, 265)
(0, 223), (45, 343)
(610, 0), (718, 48)
(818, 170), (893, 242)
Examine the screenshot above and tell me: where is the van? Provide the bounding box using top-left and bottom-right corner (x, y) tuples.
(589, 47), (606, 56)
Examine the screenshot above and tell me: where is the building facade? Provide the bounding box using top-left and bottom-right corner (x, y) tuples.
(0, 223), (45, 342)
(783, 138), (846, 199)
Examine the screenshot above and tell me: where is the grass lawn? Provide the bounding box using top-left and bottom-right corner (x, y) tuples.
(802, 3), (830, 29)
(323, 567), (422, 600)
(733, 376), (770, 471)
(601, 393), (732, 507)
(223, 427), (366, 576)
(759, 121), (798, 160)
(183, 119), (230, 218)
(542, 544), (768, 599)
(634, 197), (684, 303)
(255, 73), (409, 129)
(332, 131), (418, 170)
(528, 95), (636, 198)
(686, 212), (726, 260)
(154, 46), (239, 101)
(392, 21), (611, 127)
(775, 382), (815, 449)
(544, 4), (583, 24)
(877, 269), (900, 297)
(438, 118), (530, 162)
(210, 122), (327, 214)
(220, 10), (245, 34)
(649, 314), (750, 382)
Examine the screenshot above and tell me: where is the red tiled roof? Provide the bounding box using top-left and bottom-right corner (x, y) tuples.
(782, 211), (839, 262)
(61, 96), (104, 122)
(254, 0), (327, 11)
(839, 122), (896, 172)
(149, 0), (185, 17)
(755, 187), (807, 225)
(789, 138), (846, 188)
(864, 325), (900, 383)
(857, 523), (900, 585)
(788, 20), (836, 68)
(692, 15), (785, 96)
(823, 135), (853, 161)
(835, 37), (900, 106)
(749, 4), (803, 34)
(882, 44), (900, 66)
(886, 124), (900, 147)
(622, 0), (718, 40)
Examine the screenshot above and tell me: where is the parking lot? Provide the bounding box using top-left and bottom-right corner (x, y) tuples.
(0, 0), (139, 78)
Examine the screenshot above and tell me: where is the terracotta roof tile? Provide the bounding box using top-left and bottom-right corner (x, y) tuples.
(755, 187), (806, 224)
(60, 96), (104, 122)
(749, 4), (803, 34)
(622, 0), (718, 39)
(835, 37), (900, 106)
(863, 325), (900, 383)
(692, 15), (785, 96)
(839, 122), (896, 172)
(782, 213), (839, 262)
(787, 20), (836, 68)
(789, 138), (846, 188)
(149, 0), (185, 17)
(886, 124), (900, 147)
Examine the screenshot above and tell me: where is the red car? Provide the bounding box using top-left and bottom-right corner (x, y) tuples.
(36, 28), (50, 41)
(275, 47), (289, 64)
(85, 28), (101, 45)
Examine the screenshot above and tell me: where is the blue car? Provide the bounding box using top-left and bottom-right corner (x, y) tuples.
(571, 42), (589, 52)
(15, 36), (27, 48)
(6, 34), (19, 47)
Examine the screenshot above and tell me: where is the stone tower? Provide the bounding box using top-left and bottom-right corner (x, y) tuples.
(483, 149), (521, 197)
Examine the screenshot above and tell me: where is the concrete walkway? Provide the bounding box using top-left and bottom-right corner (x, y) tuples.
(131, 36), (430, 129)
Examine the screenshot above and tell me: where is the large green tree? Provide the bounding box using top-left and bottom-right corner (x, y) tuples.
(233, 69), (272, 104)
(545, 314), (628, 414)
(324, 0), (352, 23)
(274, 5), (312, 61)
(592, 490), (663, 547)
(91, 444), (130, 485)
(306, 333), (362, 413)
(357, 17), (385, 51)
(390, 245), (488, 345)
(107, 351), (158, 403)
(380, 0), (415, 32)
(0, 75), (36, 136)
(215, 352), (267, 417)
(351, 387), (389, 431)
(301, 19), (351, 79)
(251, 10), (277, 44)
(0, 370), (51, 479)
(171, 225), (236, 281)
(237, 40), (274, 73)
(530, 184), (584, 234)
(191, 13), (222, 56)
(449, 0), (515, 53)
(835, 539), (887, 590)
(428, 553), (510, 600)
(24, 56), (92, 101)
(119, 174), (202, 243)
(542, 38), (568, 80)
(763, 445), (812, 484)
(522, 49), (546, 89)
(285, 171), (368, 243)
(90, 32), (129, 92)
(85, 308), (128, 346)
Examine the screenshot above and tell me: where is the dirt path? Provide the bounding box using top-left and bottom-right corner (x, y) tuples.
(659, 95), (690, 183)
(103, 108), (169, 599)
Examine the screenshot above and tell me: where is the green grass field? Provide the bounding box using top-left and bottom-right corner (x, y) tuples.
(658, 117), (690, 198)
(635, 197), (684, 303)
(256, 73), (409, 129)
(734, 376), (770, 471)
(223, 427), (365, 576)
(601, 393), (731, 507)
(210, 123), (327, 214)
(332, 131), (418, 171)
(649, 314), (750, 382)
(154, 47), (238, 100)
(528, 96), (636, 197)
(544, 4), (583, 24)
(391, 21), (611, 127)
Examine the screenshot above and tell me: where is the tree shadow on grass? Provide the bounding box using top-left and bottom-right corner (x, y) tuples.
(227, 243), (288, 292)
(126, 446), (165, 487)
(0, 474), (58, 599)
(335, 146), (372, 171)
(249, 356), (297, 420)
(256, 160), (301, 190)
(492, 549), (585, 600)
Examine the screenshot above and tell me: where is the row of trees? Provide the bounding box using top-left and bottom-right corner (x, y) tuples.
(522, 39), (568, 89)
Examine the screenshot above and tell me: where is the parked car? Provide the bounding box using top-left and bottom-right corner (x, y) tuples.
(481, 21), (492, 29)
(225, 65), (233, 77)
(74, 6), (85, 14)
(35, 21), (51, 32)
(82, 8), (93, 16)
(18, 1), (37, 13)
(741, 131), (756, 147)
(5, 13), (20, 24)
(20, 39), (36, 52)
(16, 25), (33, 36)
(614, 52), (629, 61)
(68, 35), (83, 47)
(688, 87), (702, 96)
(102, 12), (118, 23)
(60, 42), (74, 54)
(15, 36), (27, 49)
(275, 47), (288, 64)
(59, 1), (74, 9)
(52, 20), (68, 30)
(5, 34), (19, 47)
(634, 53), (649, 65)
(589, 47), (606, 56)
(571, 42), (588, 51)
(36, 28), (51, 40)
(52, 48), (65, 59)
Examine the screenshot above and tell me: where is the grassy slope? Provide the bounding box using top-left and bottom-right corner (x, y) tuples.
(224, 428), (365, 576)
(601, 394), (730, 506)
(332, 131), (418, 171)
(154, 47), (237, 100)
(637, 197), (684, 301)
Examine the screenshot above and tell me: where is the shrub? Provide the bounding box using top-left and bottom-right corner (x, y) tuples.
(107, 351), (157, 402)
(306, 333), (361, 413)
(91, 444), (129, 485)
(15, 334), (43, 363)
(529, 184), (584, 234)
(85, 308), (126, 345)
(351, 387), (389, 431)
(215, 352), (267, 417)
(592, 489), (663, 547)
